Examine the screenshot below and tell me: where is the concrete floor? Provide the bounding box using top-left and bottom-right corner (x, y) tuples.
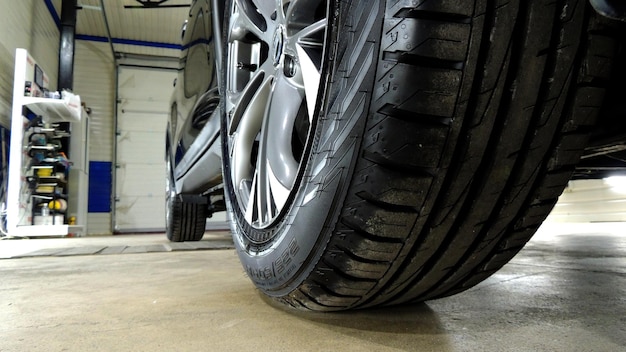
(0, 222), (625, 352)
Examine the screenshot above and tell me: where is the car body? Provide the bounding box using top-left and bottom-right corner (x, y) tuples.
(167, 0), (223, 202)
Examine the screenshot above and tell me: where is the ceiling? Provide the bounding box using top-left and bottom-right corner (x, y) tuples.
(50, 0), (191, 59)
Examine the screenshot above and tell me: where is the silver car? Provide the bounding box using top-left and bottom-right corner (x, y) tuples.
(166, 0), (626, 311)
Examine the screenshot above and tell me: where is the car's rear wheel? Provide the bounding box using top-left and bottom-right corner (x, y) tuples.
(166, 151), (207, 242)
(221, 0), (618, 310)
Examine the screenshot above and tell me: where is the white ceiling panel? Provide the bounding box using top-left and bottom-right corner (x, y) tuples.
(52, 0), (191, 59)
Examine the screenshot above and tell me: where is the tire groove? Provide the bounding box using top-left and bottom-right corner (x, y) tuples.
(393, 9), (472, 24)
(320, 258), (380, 283)
(362, 150), (436, 176)
(382, 52), (465, 70)
(355, 191), (419, 213)
(311, 280), (363, 299)
(340, 218), (406, 244)
(378, 104), (453, 126)
(333, 244), (391, 265)
(297, 288), (335, 309)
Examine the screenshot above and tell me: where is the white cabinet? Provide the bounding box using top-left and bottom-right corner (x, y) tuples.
(6, 49), (88, 237)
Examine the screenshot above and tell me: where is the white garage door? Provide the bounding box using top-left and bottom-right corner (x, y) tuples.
(114, 66), (174, 232)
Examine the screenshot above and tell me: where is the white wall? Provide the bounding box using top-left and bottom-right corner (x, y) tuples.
(73, 40), (115, 235)
(548, 178), (626, 223)
(74, 41), (115, 161)
(0, 0), (60, 127)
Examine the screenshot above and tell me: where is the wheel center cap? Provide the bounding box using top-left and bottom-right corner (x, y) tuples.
(272, 26), (285, 66)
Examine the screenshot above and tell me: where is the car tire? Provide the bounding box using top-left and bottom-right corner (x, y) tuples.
(221, 0), (618, 310)
(166, 151), (207, 242)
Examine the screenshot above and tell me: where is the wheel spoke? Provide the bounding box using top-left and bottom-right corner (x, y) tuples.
(244, 170), (257, 224)
(231, 76), (272, 193)
(290, 18), (325, 120)
(244, 166), (274, 227)
(250, 0), (279, 21)
(260, 74), (303, 209)
(228, 57), (275, 133)
(293, 17), (327, 44)
(255, 154), (273, 226)
(267, 160), (291, 214)
(231, 0), (268, 41)
(228, 69), (263, 134)
(296, 45), (322, 121)
(285, 0), (320, 26)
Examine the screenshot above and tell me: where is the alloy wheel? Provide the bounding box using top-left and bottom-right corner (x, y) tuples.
(225, 0), (328, 230)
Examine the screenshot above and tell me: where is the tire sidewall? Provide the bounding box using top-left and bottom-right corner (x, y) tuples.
(221, 0), (384, 296)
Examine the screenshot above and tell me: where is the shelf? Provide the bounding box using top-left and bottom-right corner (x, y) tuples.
(28, 145), (59, 151)
(31, 194), (55, 200)
(10, 224), (69, 237)
(22, 95), (81, 123)
(7, 49), (88, 237)
(32, 192), (68, 199)
(36, 176), (67, 185)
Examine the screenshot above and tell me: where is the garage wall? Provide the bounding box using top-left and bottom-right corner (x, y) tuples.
(74, 41), (115, 161)
(0, 1), (117, 236)
(1, 1), (227, 234)
(548, 178), (626, 223)
(0, 0), (60, 127)
(73, 40), (115, 234)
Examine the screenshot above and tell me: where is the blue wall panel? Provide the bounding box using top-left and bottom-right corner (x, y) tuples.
(88, 161), (112, 213)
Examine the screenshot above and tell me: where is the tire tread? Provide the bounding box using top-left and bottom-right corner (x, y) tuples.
(289, 0), (616, 309)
